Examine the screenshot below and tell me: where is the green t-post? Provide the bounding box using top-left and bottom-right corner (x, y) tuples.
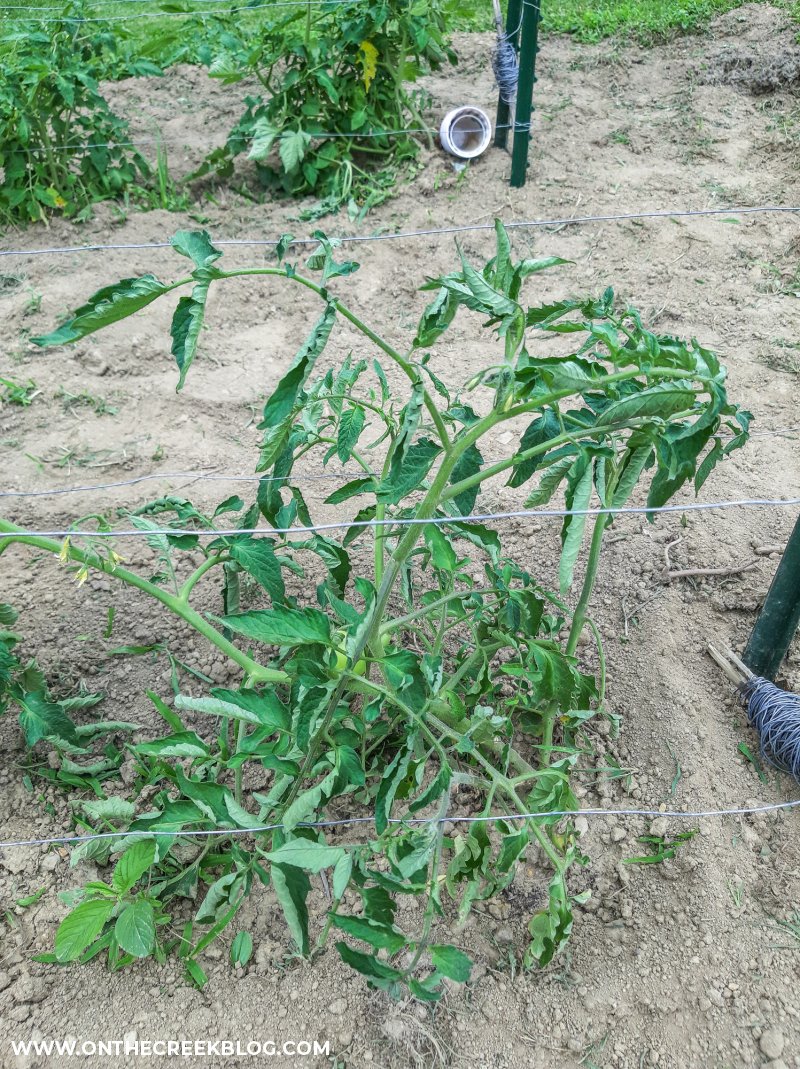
(510, 0), (542, 187)
(743, 511), (800, 680)
(495, 0), (523, 151)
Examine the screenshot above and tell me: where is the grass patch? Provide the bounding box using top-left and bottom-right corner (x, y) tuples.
(446, 0), (756, 40)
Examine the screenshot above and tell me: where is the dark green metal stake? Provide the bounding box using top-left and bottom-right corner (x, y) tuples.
(510, 0), (542, 188)
(743, 511), (800, 680)
(494, 0), (522, 152)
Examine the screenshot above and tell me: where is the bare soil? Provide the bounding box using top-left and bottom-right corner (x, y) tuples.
(1, 5), (800, 1068)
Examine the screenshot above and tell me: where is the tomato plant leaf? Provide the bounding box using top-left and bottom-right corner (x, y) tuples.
(33, 276), (170, 347)
(170, 230), (222, 269)
(430, 944), (472, 982)
(264, 841), (346, 872)
(17, 691), (78, 747)
(337, 406), (366, 463)
(271, 863), (310, 956)
(228, 538), (285, 604)
(217, 607), (332, 647)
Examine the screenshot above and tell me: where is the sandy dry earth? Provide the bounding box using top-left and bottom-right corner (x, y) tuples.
(1, 5), (800, 1067)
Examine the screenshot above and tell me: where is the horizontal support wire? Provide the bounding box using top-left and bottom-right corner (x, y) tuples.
(5, 122), (522, 157)
(5, 498), (800, 539)
(2, 0), (343, 6)
(1, 205), (796, 259)
(0, 0), (361, 17)
(1, 798), (798, 850)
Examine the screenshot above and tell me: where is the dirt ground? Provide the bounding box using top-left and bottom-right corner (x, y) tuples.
(1, 5), (800, 1067)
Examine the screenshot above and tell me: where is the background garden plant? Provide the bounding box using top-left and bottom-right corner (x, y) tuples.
(0, 223), (749, 994)
(195, 0), (456, 217)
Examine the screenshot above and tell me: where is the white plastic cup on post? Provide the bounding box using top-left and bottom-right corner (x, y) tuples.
(438, 106), (492, 161)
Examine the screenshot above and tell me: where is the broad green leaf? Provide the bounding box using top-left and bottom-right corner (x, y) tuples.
(337, 406), (365, 463)
(170, 230), (222, 269)
(602, 383), (696, 424)
(336, 943), (403, 989)
(408, 764), (452, 814)
(507, 410), (560, 488)
(375, 743), (412, 833)
(279, 129), (311, 172)
(264, 841), (346, 873)
(217, 607), (331, 647)
(332, 853), (353, 900)
(210, 688), (290, 732)
(516, 256), (572, 279)
(55, 899), (114, 961)
(519, 358), (603, 395)
(0, 604), (18, 627)
(258, 303), (336, 441)
(18, 691), (78, 747)
(271, 863), (310, 956)
(329, 914), (406, 953)
(695, 437), (723, 492)
(324, 477), (376, 505)
(113, 840), (156, 894)
(248, 117), (280, 161)
(560, 461), (598, 594)
(377, 437), (441, 504)
(448, 443), (483, 514)
(115, 901), (156, 958)
(424, 526), (457, 571)
(80, 798), (136, 824)
(134, 732), (210, 759)
(196, 872), (243, 924)
(430, 944), (472, 982)
(33, 276), (170, 347)
(171, 283), (210, 390)
(611, 443), (654, 510)
(413, 287), (457, 348)
(229, 538), (285, 604)
(230, 930), (253, 966)
(525, 455), (575, 508)
(460, 258), (519, 319)
(525, 875), (575, 968)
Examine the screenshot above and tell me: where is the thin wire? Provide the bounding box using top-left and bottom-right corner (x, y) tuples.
(10, 122), (514, 156)
(0, 470), (358, 499)
(7, 498), (800, 540)
(0, 0), (346, 6)
(0, 205), (796, 260)
(1, 798), (797, 849)
(1, 0), (359, 17)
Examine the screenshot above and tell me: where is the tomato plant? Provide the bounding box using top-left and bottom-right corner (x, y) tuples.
(195, 0), (455, 217)
(0, 4), (163, 223)
(0, 224), (749, 992)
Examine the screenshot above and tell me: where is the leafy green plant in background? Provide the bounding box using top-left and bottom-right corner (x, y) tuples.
(0, 3), (163, 224)
(0, 224), (747, 993)
(447, 0), (749, 39)
(195, 0), (455, 217)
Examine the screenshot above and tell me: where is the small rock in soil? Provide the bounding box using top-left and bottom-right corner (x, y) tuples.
(759, 1027), (785, 1060)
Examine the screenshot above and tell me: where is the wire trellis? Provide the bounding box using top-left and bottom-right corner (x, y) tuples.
(4, 497), (800, 540)
(0, 205), (797, 260)
(1, 798), (798, 850)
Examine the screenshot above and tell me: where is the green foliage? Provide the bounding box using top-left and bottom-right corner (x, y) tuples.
(447, 0), (748, 40)
(193, 0), (455, 216)
(0, 376), (39, 406)
(0, 5), (156, 223)
(6, 222), (749, 993)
